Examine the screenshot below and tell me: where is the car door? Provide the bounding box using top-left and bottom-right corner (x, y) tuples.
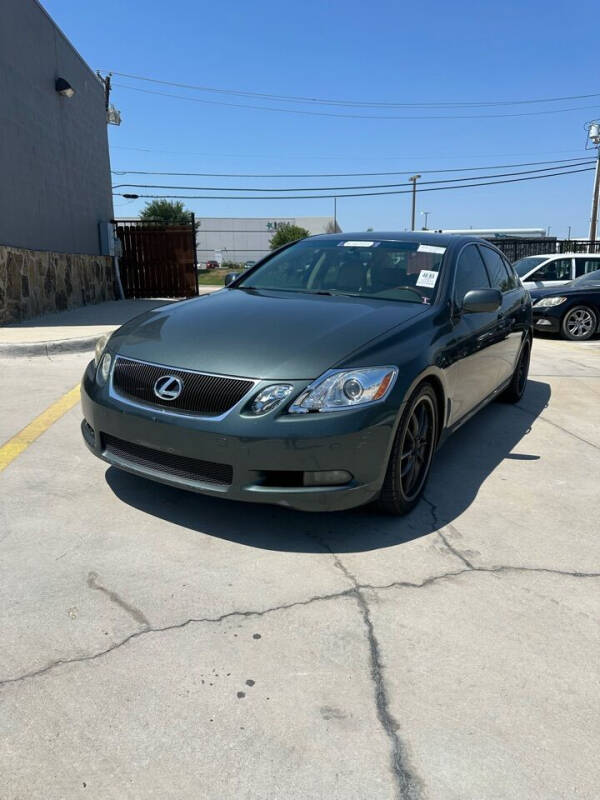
(522, 257), (572, 289)
(478, 245), (524, 385)
(445, 243), (505, 426)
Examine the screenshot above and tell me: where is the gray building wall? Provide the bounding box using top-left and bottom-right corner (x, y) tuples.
(196, 217), (338, 266)
(0, 0), (113, 255)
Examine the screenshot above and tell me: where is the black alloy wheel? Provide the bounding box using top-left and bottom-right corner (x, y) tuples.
(501, 338), (531, 403)
(377, 383), (438, 515)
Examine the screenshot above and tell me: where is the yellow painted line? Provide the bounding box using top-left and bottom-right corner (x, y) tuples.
(0, 384), (80, 473)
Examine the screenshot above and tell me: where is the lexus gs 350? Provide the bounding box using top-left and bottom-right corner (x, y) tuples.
(81, 233), (532, 514)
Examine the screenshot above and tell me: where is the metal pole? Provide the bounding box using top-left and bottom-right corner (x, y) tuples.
(409, 175), (421, 231)
(589, 147), (600, 246)
(334, 196), (337, 232)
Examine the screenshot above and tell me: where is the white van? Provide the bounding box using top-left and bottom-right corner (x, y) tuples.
(513, 253), (600, 289)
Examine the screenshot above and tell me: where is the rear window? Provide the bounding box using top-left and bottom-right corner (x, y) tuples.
(236, 239), (447, 304)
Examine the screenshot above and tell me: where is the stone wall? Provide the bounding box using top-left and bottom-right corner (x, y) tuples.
(0, 245), (115, 324)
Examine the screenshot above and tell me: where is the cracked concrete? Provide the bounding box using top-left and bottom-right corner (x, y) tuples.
(1, 337), (599, 799)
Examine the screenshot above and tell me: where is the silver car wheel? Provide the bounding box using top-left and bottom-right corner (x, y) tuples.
(563, 307), (597, 340)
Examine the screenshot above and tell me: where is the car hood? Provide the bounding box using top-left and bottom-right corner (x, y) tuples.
(109, 288), (428, 379)
(529, 282), (600, 301)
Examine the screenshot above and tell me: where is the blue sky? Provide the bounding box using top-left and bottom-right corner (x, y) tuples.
(45, 0), (598, 236)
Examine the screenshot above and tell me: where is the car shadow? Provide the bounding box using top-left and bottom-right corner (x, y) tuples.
(105, 379), (551, 554)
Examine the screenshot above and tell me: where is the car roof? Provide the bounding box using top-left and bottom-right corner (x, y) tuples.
(309, 231), (484, 248)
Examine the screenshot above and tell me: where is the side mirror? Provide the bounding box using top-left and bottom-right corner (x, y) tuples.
(224, 272), (241, 286)
(462, 288), (502, 313)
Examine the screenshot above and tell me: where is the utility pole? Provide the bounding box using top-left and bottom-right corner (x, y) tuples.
(333, 196), (337, 232)
(587, 122), (600, 245)
(409, 175), (421, 231)
(590, 148), (600, 246)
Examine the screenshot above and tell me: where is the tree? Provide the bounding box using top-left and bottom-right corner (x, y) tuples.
(140, 200), (194, 226)
(269, 223), (310, 249)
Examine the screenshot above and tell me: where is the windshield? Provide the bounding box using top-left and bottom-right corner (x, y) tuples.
(513, 256), (548, 277)
(235, 238), (446, 304)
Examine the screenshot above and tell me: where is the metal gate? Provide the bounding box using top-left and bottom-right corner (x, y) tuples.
(114, 218), (198, 298)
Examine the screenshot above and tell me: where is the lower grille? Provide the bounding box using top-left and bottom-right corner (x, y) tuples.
(112, 357), (254, 416)
(103, 434), (233, 486)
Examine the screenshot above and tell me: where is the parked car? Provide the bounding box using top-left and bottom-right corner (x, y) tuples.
(244, 260), (257, 270)
(82, 233), (532, 515)
(530, 268), (600, 340)
(205, 260), (219, 270)
(513, 253), (600, 290)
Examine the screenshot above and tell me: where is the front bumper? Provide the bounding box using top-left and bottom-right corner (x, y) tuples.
(532, 309), (560, 333)
(80, 361), (399, 512)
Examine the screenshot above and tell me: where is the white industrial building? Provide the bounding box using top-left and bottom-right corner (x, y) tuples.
(196, 216), (339, 266)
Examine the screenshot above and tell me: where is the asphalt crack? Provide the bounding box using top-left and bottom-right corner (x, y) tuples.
(306, 531), (422, 800)
(0, 589), (351, 689)
(423, 496), (475, 569)
(2, 564), (599, 694)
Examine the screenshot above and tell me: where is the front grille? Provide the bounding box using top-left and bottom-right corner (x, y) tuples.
(112, 357), (254, 415)
(103, 434), (233, 486)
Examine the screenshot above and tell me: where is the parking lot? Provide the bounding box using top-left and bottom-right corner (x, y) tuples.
(1, 336), (599, 800)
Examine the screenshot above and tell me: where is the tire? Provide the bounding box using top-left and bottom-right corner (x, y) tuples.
(561, 305), (598, 341)
(500, 338), (531, 403)
(377, 383), (438, 515)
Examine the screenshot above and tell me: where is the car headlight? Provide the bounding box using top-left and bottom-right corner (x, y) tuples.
(94, 333), (112, 366)
(96, 352), (112, 386)
(289, 366), (398, 414)
(246, 384), (294, 415)
(534, 296), (567, 308)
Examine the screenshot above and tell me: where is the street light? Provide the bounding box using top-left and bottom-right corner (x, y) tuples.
(409, 175), (421, 231)
(421, 210), (431, 230)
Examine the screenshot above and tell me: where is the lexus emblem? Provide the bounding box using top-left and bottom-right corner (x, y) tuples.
(153, 375), (183, 401)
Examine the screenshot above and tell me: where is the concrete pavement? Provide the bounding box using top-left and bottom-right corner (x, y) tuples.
(0, 337), (599, 799)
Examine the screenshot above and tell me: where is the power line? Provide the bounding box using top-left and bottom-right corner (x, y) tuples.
(104, 71), (600, 110)
(111, 82), (600, 121)
(111, 156), (594, 180)
(111, 161), (595, 193)
(114, 165), (594, 200)
(109, 144), (585, 161)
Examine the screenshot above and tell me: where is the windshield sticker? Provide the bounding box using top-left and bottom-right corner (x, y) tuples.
(418, 244), (446, 254)
(416, 270), (439, 288)
(338, 240), (379, 247)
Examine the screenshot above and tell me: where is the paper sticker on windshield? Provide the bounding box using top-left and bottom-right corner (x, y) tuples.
(339, 240), (379, 247)
(418, 244), (446, 254)
(416, 270), (439, 288)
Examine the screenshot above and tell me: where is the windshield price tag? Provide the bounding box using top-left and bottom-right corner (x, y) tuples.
(416, 270), (439, 288)
(339, 240), (379, 247)
(418, 244), (446, 254)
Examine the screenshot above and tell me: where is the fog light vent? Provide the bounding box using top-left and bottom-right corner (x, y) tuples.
(303, 470), (352, 487)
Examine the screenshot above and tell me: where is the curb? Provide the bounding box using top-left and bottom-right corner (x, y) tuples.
(0, 334), (102, 358)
